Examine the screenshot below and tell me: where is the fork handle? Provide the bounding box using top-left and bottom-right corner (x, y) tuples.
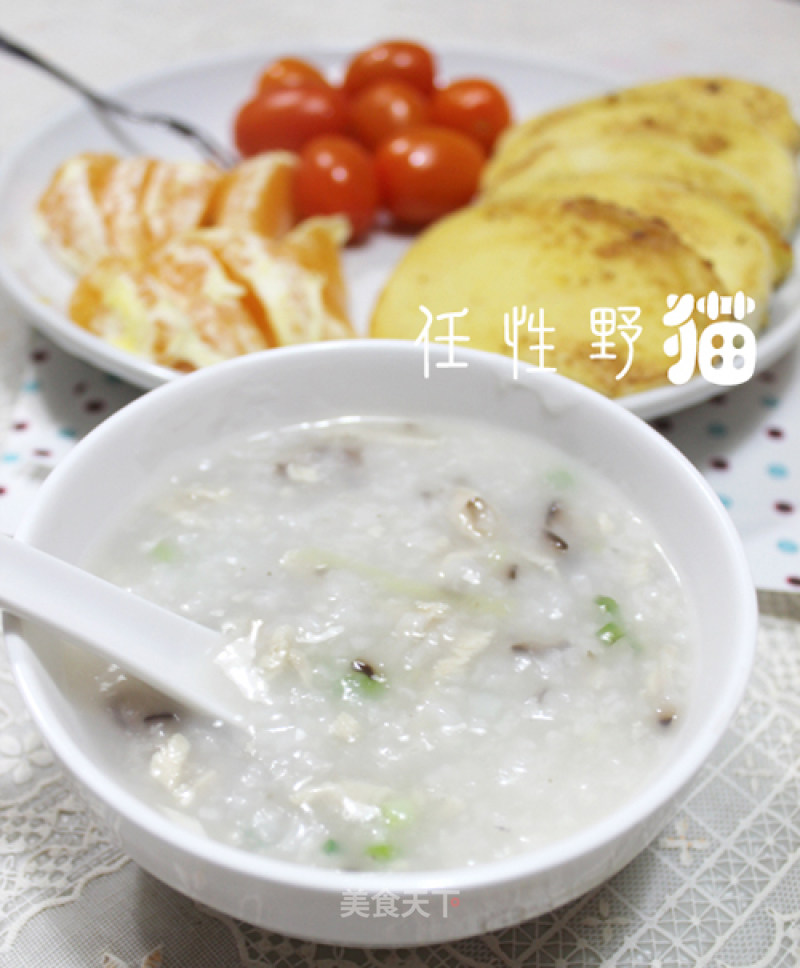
(0, 30), (237, 168)
(0, 31), (109, 110)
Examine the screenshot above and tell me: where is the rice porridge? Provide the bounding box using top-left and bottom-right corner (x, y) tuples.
(83, 416), (694, 872)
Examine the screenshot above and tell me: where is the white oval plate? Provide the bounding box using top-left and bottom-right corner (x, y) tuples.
(0, 46), (797, 417)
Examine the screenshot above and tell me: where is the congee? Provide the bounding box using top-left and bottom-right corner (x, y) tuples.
(81, 415), (694, 871)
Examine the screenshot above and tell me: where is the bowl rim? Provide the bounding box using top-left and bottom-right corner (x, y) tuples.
(5, 340), (759, 896)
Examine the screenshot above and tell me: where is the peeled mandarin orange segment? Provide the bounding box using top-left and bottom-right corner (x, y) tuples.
(190, 226), (280, 346)
(210, 152), (298, 238)
(151, 234), (270, 366)
(206, 231), (309, 345)
(99, 157), (155, 260)
(281, 215), (351, 324)
(207, 227), (354, 347)
(70, 255), (151, 353)
(69, 232), (269, 371)
(42, 147), (355, 368)
(36, 152), (118, 272)
(39, 154), (225, 272)
(141, 160), (220, 249)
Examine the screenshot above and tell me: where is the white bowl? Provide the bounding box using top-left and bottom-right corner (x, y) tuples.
(4, 341), (757, 946)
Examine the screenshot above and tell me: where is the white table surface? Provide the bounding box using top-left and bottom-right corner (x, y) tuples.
(0, 1), (798, 965)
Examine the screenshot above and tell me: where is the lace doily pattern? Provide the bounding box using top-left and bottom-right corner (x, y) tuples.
(0, 599), (797, 966)
(0, 667), (129, 952)
(103, 948), (162, 968)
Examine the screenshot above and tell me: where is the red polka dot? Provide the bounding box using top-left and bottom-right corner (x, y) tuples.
(13, 421), (28, 431)
(775, 501), (794, 514)
(709, 457), (729, 470)
(85, 399), (106, 413)
(767, 427), (785, 439)
(787, 576), (800, 588)
(31, 348), (49, 363)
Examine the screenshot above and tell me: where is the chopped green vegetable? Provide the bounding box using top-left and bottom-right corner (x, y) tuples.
(597, 621), (624, 645)
(341, 671), (387, 700)
(381, 798), (415, 828)
(150, 539), (178, 563)
(594, 595), (619, 615)
(322, 838), (341, 854)
(545, 467), (574, 489)
(365, 843), (397, 862)
(593, 596), (642, 650)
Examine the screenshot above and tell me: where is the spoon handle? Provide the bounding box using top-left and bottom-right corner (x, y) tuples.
(0, 533), (241, 724)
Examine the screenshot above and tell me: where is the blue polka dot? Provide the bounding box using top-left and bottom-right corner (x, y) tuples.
(58, 427), (77, 439)
(761, 395), (779, 408)
(717, 493), (732, 508)
(2, 453), (20, 463)
(768, 463), (789, 478)
(23, 380), (40, 393)
(707, 423), (728, 438)
(778, 539), (798, 553)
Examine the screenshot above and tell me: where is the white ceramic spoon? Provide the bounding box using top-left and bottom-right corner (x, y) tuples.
(0, 533), (244, 724)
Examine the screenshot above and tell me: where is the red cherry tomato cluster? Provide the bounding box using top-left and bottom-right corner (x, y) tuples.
(233, 41), (512, 239)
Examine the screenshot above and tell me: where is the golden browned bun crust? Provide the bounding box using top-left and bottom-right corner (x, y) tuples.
(370, 196), (725, 398)
(483, 94), (798, 234)
(499, 76), (800, 156)
(485, 171), (775, 332)
(481, 132), (793, 282)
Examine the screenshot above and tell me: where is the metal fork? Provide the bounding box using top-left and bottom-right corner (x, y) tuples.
(0, 31), (237, 169)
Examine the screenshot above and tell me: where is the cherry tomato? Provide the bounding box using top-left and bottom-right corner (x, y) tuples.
(257, 56), (331, 93)
(234, 85), (348, 156)
(293, 135), (380, 240)
(431, 78), (512, 152)
(348, 80), (431, 150)
(374, 125), (485, 227)
(344, 40), (436, 97)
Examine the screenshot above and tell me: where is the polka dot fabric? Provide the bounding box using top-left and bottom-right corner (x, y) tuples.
(654, 347), (800, 592)
(0, 333), (798, 592)
(0, 334), (140, 531)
